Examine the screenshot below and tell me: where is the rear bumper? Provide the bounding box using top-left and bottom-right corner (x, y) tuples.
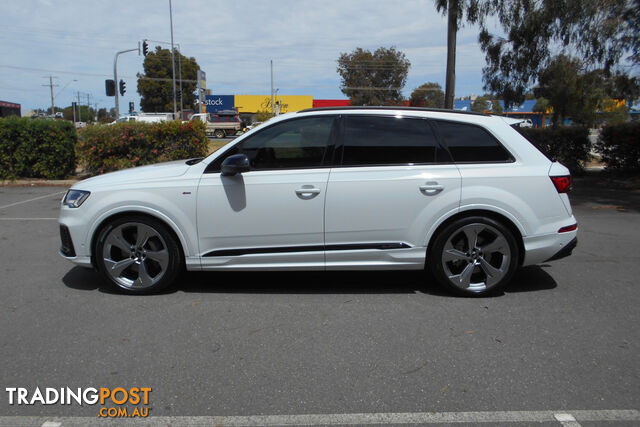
(544, 237), (577, 262)
(522, 228), (578, 266)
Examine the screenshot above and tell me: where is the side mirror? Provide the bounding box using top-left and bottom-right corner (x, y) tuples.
(221, 154), (250, 176)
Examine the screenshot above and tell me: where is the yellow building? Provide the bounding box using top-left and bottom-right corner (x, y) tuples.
(234, 95), (313, 114)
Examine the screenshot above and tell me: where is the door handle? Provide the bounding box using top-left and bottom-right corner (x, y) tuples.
(295, 186), (321, 199)
(419, 182), (444, 195)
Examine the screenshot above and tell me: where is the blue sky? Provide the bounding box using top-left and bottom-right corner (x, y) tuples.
(0, 0), (493, 113)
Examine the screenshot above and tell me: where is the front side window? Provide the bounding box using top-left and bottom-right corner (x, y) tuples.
(341, 116), (439, 166)
(435, 120), (513, 162)
(207, 116), (335, 172)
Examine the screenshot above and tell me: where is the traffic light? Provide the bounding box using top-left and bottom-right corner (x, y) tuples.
(105, 79), (115, 96)
(119, 79), (126, 96)
(129, 101), (134, 114)
(142, 40), (149, 56)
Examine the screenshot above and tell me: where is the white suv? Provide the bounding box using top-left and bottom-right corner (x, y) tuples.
(59, 107), (577, 296)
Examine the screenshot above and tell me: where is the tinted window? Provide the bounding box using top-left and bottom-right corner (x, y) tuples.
(208, 116), (334, 172)
(342, 116), (438, 166)
(435, 121), (512, 162)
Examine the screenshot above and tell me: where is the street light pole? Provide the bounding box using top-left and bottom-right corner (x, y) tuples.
(169, 0), (177, 119)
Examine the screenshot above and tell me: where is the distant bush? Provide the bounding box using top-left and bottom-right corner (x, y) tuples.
(0, 117), (76, 180)
(77, 120), (208, 175)
(516, 126), (591, 174)
(596, 122), (640, 172)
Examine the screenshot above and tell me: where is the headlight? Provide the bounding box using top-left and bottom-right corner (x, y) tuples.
(63, 190), (90, 208)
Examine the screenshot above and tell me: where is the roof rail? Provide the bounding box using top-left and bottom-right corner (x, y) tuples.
(297, 106), (488, 116)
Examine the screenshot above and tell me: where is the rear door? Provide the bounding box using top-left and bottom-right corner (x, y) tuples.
(324, 114), (462, 269)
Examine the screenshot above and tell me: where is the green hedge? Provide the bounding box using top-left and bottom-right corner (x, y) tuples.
(596, 122), (640, 172)
(0, 117), (77, 180)
(516, 126), (591, 174)
(77, 120), (208, 175)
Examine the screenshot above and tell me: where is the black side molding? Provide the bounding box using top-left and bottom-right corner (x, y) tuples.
(203, 242), (411, 257)
(544, 237), (577, 262)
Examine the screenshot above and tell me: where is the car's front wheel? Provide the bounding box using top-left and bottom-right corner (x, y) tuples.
(95, 216), (182, 294)
(428, 216), (519, 296)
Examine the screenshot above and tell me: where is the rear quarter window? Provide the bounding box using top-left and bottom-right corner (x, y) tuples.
(435, 120), (513, 163)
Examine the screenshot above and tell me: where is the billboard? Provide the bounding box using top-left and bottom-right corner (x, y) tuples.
(234, 95), (313, 114)
(204, 95), (234, 113)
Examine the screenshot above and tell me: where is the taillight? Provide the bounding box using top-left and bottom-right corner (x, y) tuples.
(550, 175), (571, 193)
(558, 223), (577, 233)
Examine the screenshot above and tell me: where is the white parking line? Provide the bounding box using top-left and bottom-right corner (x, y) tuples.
(555, 413), (581, 426)
(0, 191), (65, 210)
(0, 218), (58, 220)
(0, 409), (637, 426)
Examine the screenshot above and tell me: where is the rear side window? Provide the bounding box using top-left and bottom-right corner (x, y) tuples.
(435, 120), (513, 163)
(342, 116), (439, 166)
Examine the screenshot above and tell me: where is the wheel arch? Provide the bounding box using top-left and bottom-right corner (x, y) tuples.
(89, 210), (187, 269)
(425, 209), (525, 266)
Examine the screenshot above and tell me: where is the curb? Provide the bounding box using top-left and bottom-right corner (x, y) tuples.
(0, 179), (79, 187)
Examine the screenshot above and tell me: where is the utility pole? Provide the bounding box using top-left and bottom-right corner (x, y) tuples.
(42, 76), (58, 115)
(270, 60), (274, 115)
(77, 92), (82, 122)
(169, 0), (177, 119)
(444, 0), (458, 109)
(178, 49), (183, 116)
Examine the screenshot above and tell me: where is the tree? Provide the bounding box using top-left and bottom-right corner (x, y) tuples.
(62, 105), (95, 122)
(337, 47), (410, 106)
(137, 46), (200, 113)
(254, 110), (274, 122)
(471, 96), (490, 112)
(477, 0), (639, 107)
(409, 82), (445, 107)
(533, 97), (550, 114)
(534, 55), (608, 127)
(602, 72), (640, 106)
(434, 1), (487, 108)
(491, 100), (503, 115)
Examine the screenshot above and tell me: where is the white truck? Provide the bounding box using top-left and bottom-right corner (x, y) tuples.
(114, 113), (172, 124)
(190, 110), (242, 138)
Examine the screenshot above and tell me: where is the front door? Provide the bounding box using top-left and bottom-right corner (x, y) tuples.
(197, 115), (337, 270)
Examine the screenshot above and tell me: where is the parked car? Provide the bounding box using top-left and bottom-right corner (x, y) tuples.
(191, 110), (242, 138)
(59, 107), (577, 296)
(518, 118), (533, 128)
(245, 121), (263, 131)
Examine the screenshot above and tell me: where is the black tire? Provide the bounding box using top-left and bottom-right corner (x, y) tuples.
(214, 129), (225, 139)
(94, 215), (182, 294)
(428, 216), (519, 297)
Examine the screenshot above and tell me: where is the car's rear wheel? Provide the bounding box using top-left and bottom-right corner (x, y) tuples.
(214, 129), (225, 138)
(428, 216), (519, 296)
(95, 216), (182, 294)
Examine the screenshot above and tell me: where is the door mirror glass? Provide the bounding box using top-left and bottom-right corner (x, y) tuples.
(221, 154), (250, 176)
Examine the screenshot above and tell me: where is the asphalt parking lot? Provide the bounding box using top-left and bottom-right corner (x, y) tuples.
(0, 181), (638, 426)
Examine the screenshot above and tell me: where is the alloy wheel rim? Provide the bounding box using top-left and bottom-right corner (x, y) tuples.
(441, 223), (511, 292)
(102, 222), (169, 289)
